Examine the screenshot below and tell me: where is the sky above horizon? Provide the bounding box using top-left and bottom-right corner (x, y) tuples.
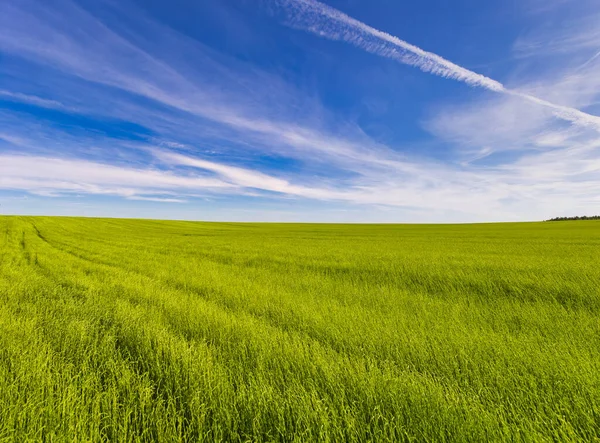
(1, 0), (599, 222)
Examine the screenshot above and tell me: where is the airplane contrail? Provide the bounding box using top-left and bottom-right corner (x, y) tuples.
(273, 0), (600, 131)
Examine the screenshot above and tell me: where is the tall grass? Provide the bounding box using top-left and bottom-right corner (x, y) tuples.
(0, 216), (599, 441)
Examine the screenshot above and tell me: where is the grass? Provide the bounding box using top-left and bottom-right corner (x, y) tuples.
(0, 215), (599, 442)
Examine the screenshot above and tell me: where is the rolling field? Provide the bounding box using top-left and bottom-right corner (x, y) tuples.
(0, 216), (599, 442)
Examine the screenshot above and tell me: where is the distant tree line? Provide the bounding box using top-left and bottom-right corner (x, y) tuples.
(547, 216), (600, 221)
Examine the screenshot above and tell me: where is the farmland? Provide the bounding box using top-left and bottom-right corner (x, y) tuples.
(0, 216), (599, 442)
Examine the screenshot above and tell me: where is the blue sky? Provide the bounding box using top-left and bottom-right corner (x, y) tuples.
(1, 0), (599, 222)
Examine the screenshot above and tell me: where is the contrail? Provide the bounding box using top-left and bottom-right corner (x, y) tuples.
(273, 0), (600, 131)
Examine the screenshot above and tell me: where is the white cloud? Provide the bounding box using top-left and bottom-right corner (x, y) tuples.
(0, 155), (232, 199)
(0, 90), (70, 110)
(127, 196), (187, 203)
(274, 0), (504, 91)
(426, 0), (600, 165)
(273, 0), (600, 131)
(0, 0), (402, 172)
(514, 9), (600, 58)
(4, 142), (600, 222)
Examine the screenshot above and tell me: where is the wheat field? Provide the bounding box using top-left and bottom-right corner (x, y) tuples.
(0, 216), (599, 442)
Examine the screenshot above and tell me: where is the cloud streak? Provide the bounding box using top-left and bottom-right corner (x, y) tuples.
(0, 90), (70, 111)
(0, 154), (232, 199)
(0, 0), (408, 174)
(273, 0), (600, 131)
(4, 136), (600, 221)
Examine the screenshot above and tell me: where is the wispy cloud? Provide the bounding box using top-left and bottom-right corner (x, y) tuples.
(4, 134), (599, 221)
(0, 0), (410, 174)
(272, 0), (600, 131)
(514, 7), (600, 58)
(0, 154), (232, 199)
(156, 151), (295, 193)
(0, 90), (70, 111)
(127, 196), (187, 203)
(427, 0), (600, 163)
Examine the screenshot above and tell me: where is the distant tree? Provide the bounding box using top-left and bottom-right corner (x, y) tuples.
(547, 216), (600, 221)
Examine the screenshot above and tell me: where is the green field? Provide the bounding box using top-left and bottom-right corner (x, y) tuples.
(0, 216), (599, 442)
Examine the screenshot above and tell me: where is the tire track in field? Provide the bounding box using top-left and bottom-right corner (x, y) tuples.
(30, 216), (587, 311)
(26, 218), (490, 310)
(25, 221), (452, 383)
(33, 230), (364, 359)
(36, 236), (379, 361)
(24, 254), (524, 441)
(24, 222), (342, 345)
(41, 226), (600, 313)
(28, 227), (513, 423)
(21, 222), (459, 416)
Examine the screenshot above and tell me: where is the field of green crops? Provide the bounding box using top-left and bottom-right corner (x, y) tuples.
(0, 216), (599, 442)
